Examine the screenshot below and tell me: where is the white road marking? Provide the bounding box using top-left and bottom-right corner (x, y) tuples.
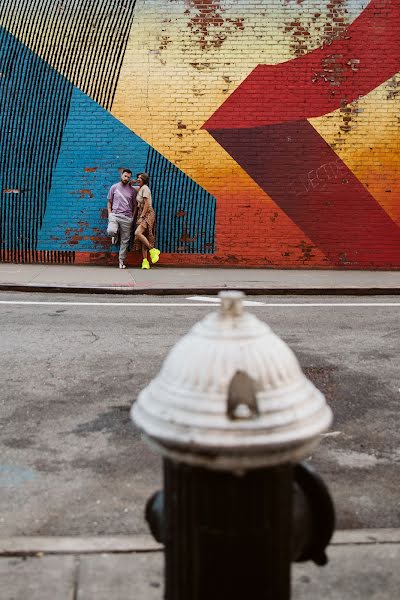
(250, 303), (400, 307)
(186, 297), (400, 308)
(0, 300), (400, 308)
(0, 301), (210, 307)
(187, 295), (268, 306)
(186, 296), (221, 303)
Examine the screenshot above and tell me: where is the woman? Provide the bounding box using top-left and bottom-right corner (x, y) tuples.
(134, 173), (160, 269)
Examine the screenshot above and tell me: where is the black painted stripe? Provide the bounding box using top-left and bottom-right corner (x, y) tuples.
(0, 0), (137, 111)
(0, 248), (75, 264)
(145, 148), (216, 254)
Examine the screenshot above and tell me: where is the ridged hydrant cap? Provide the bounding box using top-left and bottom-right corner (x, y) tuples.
(131, 291), (332, 471)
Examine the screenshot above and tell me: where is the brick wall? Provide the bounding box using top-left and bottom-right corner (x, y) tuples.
(1, 1), (400, 268)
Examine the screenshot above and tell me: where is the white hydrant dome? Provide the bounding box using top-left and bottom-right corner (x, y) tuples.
(131, 292), (332, 470)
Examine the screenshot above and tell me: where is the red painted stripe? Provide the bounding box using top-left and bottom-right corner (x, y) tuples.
(210, 121), (400, 266)
(205, 1), (400, 266)
(204, 0), (400, 129)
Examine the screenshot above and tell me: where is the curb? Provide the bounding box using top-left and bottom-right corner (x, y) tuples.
(0, 530), (399, 556)
(1, 284), (400, 296)
(0, 536), (162, 556)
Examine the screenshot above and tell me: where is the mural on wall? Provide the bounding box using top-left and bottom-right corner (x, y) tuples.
(1, 0), (400, 267)
(0, 0), (216, 264)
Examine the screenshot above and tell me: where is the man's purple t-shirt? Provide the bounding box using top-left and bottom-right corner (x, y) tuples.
(108, 183), (137, 218)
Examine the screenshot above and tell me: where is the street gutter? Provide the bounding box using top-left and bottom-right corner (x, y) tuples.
(1, 284), (400, 296)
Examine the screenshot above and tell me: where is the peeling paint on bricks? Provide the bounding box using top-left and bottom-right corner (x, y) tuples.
(1, 0), (400, 268)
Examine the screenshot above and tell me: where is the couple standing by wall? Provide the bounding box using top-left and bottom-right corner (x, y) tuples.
(107, 169), (160, 269)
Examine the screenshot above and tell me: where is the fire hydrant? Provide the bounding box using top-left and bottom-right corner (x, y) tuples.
(131, 291), (335, 599)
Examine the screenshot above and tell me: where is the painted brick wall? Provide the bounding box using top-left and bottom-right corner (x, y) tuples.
(1, 1), (400, 268)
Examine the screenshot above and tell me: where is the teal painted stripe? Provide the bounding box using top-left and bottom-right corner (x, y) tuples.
(0, 25), (73, 259)
(37, 88), (149, 252)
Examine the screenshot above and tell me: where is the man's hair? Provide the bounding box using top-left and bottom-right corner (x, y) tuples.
(138, 172), (150, 185)
(121, 168), (132, 175)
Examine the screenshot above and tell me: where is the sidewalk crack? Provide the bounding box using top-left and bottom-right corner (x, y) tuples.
(73, 555), (80, 600)
(27, 266), (48, 284)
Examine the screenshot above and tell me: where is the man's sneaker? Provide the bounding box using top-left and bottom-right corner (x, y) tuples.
(111, 237), (117, 245)
(119, 261), (126, 269)
(142, 258), (150, 270)
(149, 248), (160, 264)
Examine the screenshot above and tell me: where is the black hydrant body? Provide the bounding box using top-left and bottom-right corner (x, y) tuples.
(164, 460), (293, 599)
(132, 291), (335, 599)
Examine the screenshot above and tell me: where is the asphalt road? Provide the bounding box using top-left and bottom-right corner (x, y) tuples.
(1, 292), (399, 536)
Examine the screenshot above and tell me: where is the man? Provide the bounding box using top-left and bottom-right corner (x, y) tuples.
(107, 169), (137, 269)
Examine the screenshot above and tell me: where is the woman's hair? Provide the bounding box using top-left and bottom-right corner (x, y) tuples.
(138, 172), (150, 185)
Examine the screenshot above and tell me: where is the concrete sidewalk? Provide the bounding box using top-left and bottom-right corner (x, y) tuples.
(1, 530), (398, 599)
(0, 263), (400, 294)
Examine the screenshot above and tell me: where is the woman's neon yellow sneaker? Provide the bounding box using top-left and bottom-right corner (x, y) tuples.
(142, 258), (150, 269)
(149, 248), (160, 264)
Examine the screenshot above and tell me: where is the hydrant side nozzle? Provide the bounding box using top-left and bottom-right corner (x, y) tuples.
(292, 462), (335, 566)
(145, 490), (165, 544)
